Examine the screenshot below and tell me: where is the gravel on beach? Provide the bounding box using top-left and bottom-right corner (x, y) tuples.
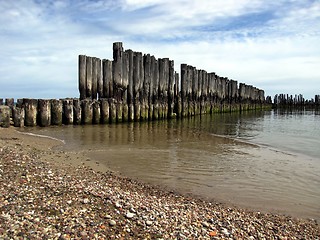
(0, 128), (319, 239)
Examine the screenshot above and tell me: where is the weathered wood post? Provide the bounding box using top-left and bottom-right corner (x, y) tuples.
(109, 98), (117, 123)
(73, 99), (82, 125)
(81, 99), (93, 124)
(96, 58), (103, 99)
(79, 55), (86, 100)
(103, 59), (113, 98)
(92, 100), (100, 124)
(0, 99), (3, 105)
(143, 54), (152, 121)
(122, 51), (129, 103)
(100, 99), (110, 124)
(16, 99), (23, 108)
(51, 99), (63, 125)
(24, 99), (38, 127)
(92, 57), (98, 100)
(123, 102), (128, 122)
(151, 56), (159, 120)
(181, 64), (187, 118)
(86, 57), (93, 99)
(5, 98), (14, 108)
(133, 52), (142, 121)
(116, 101), (123, 123)
(38, 99), (51, 127)
(126, 49), (134, 121)
(62, 99), (73, 125)
(168, 60), (175, 118)
(12, 106), (24, 127)
(113, 42), (123, 101)
(0, 105), (10, 128)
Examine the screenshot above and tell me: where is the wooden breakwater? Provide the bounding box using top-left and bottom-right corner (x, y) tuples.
(0, 42), (271, 128)
(273, 94), (320, 108)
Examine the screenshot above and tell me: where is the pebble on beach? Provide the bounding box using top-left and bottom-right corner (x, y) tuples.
(0, 130), (319, 239)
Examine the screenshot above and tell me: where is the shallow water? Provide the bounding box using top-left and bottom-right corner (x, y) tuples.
(24, 109), (320, 220)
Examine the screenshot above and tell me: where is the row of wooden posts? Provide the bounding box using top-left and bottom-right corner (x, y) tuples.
(0, 42), (272, 128)
(274, 94), (320, 107)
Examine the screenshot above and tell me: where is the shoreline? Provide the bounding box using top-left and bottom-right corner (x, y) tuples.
(0, 127), (319, 238)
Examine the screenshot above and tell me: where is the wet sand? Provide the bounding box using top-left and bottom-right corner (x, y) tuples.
(0, 127), (319, 239)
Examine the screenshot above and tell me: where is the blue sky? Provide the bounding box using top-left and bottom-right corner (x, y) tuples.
(0, 0), (319, 100)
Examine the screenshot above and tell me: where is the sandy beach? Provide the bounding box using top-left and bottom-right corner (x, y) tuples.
(0, 127), (319, 239)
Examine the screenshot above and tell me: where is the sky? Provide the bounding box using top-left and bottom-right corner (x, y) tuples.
(0, 0), (319, 100)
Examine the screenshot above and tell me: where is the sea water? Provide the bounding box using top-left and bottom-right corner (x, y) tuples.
(24, 109), (320, 220)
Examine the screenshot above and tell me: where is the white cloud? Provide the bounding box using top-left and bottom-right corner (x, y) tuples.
(0, 0), (319, 100)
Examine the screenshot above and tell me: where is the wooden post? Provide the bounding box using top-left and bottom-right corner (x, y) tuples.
(81, 99), (93, 124)
(113, 42), (123, 101)
(0, 99), (3, 105)
(73, 99), (82, 125)
(168, 60), (175, 118)
(133, 52), (143, 121)
(0, 106), (10, 128)
(79, 55), (86, 100)
(126, 49), (134, 105)
(122, 51), (129, 103)
(109, 98), (117, 123)
(62, 99), (74, 125)
(144, 54), (152, 121)
(151, 56), (159, 120)
(92, 57), (98, 100)
(12, 106), (24, 127)
(24, 98), (38, 127)
(103, 59), (113, 98)
(123, 102), (128, 122)
(100, 99), (110, 124)
(51, 99), (63, 125)
(38, 99), (51, 127)
(128, 103), (134, 122)
(92, 100), (100, 124)
(116, 101), (123, 123)
(181, 64), (187, 117)
(97, 58), (103, 99)
(86, 57), (93, 99)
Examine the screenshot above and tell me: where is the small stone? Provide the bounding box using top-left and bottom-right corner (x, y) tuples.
(115, 202), (122, 208)
(105, 214), (112, 219)
(126, 212), (135, 219)
(146, 220), (153, 226)
(222, 228), (230, 236)
(109, 220), (116, 226)
(202, 221), (210, 228)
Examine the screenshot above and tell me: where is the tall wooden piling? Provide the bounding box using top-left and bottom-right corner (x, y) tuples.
(86, 57), (93, 99)
(97, 58), (103, 99)
(168, 60), (175, 118)
(126, 50), (134, 105)
(79, 55), (86, 100)
(92, 57), (98, 100)
(103, 60), (113, 98)
(113, 42), (124, 101)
